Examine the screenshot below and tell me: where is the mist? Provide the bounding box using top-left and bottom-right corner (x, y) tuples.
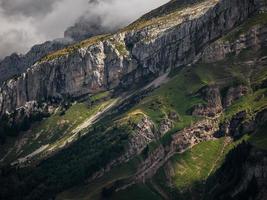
(0, 0), (169, 59)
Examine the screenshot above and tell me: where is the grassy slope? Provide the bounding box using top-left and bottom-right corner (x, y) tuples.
(1, 10), (267, 200)
(49, 10), (267, 200)
(111, 135), (252, 200)
(169, 139), (227, 189)
(1, 99), (113, 165)
(57, 46), (267, 200)
(111, 134), (250, 200)
(91, 17), (267, 199)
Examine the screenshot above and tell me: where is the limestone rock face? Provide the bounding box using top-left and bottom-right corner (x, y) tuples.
(218, 109), (267, 140)
(159, 118), (173, 136)
(192, 86), (223, 117)
(88, 116), (156, 182)
(134, 118), (220, 182)
(201, 25), (267, 63)
(224, 85), (249, 107)
(126, 117), (156, 158)
(0, 0), (260, 116)
(0, 40), (71, 85)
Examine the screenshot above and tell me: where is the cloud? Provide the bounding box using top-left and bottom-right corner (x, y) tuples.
(0, 0), (59, 17)
(0, 0), (169, 58)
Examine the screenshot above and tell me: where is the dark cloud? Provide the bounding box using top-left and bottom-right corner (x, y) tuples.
(64, 15), (114, 41)
(0, 0), (169, 58)
(0, 0), (60, 17)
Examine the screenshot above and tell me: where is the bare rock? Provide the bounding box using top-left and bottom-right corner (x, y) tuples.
(191, 85), (223, 117)
(0, 0), (258, 118)
(224, 85), (249, 107)
(159, 118), (173, 136)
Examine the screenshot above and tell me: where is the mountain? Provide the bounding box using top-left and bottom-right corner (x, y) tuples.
(0, 0), (267, 200)
(0, 40), (72, 85)
(0, 15), (116, 86)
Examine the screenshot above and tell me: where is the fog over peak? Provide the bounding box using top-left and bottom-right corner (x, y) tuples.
(0, 0), (169, 59)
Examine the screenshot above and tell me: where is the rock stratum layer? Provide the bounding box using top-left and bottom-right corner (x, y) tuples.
(0, 0), (260, 116)
(0, 1), (267, 200)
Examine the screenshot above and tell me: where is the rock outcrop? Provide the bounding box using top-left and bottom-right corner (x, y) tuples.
(0, 0), (259, 117)
(219, 109), (267, 139)
(89, 116), (157, 181)
(191, 85), (223, 117)
(131, 118), (220, 183)
(223, 85), (249, 107)
(206, 142), (267, 200)
(126, 117), (157, 158)
(0, 40), (71, 85)
(201, 23), (267, 63)
(159, 118), (173, 136)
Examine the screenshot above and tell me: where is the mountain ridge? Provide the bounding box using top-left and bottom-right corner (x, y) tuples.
(0, 0), (257, 115)
(0, 0), (267, 200)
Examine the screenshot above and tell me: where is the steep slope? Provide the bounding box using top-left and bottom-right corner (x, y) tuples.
(55, 10), (267, 200)
(0, 0), (260, 152)
(56, 40), (267, 200)
(0, 40), (72, 85)
(0, 0), (260, 166)
(0, 0), (256, 114)
(0, 1), (267, 200)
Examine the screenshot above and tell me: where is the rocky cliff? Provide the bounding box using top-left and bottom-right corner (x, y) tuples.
(205, 141), (267, 200)
(0, 1), (267, 200)
(201, 22), (267, 63)
(0, 0), (259, 116)
(0, 40), (71, 85)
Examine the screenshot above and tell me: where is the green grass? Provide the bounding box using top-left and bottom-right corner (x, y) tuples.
(55, 46), (267, 200)
(39, 34), (110, 62)
(151, 135), (252, 199)
(90, 91), (110, 102)
(149, 139), (229, 199)
(117, 47), (267, 151)
(122, 0), (209, 32)
(223, 88), (267, 122)
(169, 139), (227, 189)
(134, 67), (205, 126)
(4, 100), (113, 163)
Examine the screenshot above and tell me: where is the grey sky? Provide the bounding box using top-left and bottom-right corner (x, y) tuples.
(0, 0), (168, 59)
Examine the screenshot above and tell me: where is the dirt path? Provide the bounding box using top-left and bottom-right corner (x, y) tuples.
(144, 71), (170, 90)
(70, 99), (119, 137)
(10, 71), (173, 166)
(12, 99), (119, 166)
(48, 99), (119, 152)
(11, 144), (49, 166)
